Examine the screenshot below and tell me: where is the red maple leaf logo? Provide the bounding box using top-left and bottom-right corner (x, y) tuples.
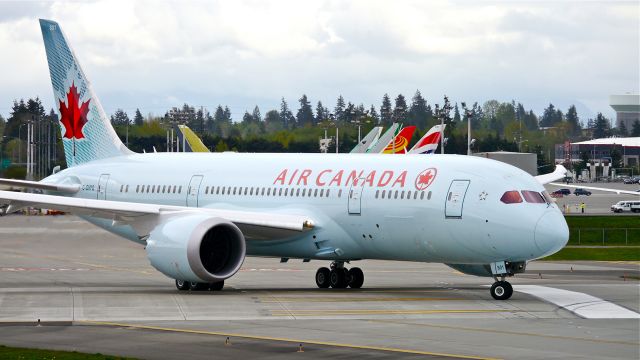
(415, 168), (437, 190)
(59, 82), (90, 140)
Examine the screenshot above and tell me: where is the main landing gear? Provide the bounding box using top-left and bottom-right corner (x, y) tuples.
(315, 261), (364, 289)
(490, 278), (513, 300)
(175, 279), (224, 292)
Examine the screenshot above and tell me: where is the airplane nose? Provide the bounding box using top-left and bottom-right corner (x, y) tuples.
(534, 211), (569, 257)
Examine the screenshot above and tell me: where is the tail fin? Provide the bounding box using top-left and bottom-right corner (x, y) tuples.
(408, 124), (445, 154)
(367, 123), (401, 153)
(39, 19), (131, 167)
(382, 125), (416, 154)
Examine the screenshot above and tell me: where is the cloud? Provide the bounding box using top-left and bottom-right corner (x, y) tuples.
(0, 0), (637, 120)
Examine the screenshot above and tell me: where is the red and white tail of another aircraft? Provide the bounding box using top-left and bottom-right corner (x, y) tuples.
(408, 124), (445, 154)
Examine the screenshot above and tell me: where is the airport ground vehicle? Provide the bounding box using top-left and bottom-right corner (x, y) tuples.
(552, 189), (571, 196)
(611, 201), (640, 213)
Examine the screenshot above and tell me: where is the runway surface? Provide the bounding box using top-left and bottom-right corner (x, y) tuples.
(0, 215), (638, 359)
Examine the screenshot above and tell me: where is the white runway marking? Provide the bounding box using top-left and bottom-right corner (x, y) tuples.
(515, 285), (640, 319)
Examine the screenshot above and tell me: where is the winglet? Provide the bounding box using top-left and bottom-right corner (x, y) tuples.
(535, 165), (567, 185)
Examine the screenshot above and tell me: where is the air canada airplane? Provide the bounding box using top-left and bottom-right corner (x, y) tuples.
(0, 20), (570, 300)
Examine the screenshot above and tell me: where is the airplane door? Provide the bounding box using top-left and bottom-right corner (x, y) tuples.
(445, 180), (470, 218)
(348, 177), (366, 215)
(187, 175), (204, 207)
(97, 174), (110, 200)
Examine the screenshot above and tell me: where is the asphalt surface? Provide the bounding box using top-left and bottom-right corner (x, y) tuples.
(544, 181), (640, 215)
(0, 215), (638, 360)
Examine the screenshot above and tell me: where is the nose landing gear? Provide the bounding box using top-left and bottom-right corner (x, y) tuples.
(490, 279), (513, 300)
(315, 261), (364, 289)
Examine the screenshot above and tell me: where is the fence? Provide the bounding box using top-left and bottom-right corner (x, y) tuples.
(569, 228), (640, 246)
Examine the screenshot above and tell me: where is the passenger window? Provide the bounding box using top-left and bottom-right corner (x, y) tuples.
(296, 188), (300, 196)
(173, 185), (176, 193)
(406, 190), (411, 199)
(314, 189), (318, 197)
(152, 185), (156, 193)
(320, 189), (324, 197)
(414, 191), (418, 200)
(302, 189), (306, 197)
(381, 190), (386, 198)
(326, 189), (330, 197)
(427, 191), (432, 200)
(309, 189), (313, 197)
(178, 186), (182, 193)
(284, 188), (288, 196)
(500, 191), (523, 204)
(244, 187), (248, 195)
(222, 187), (226, 195)
(400, 191), (404, 199)
(136, 185), (139, 193)
(204, 186), (208, 194)
(388, 190), (392, 199)
(394, 190), (398, 199)
(375, 190), (379, 199)
(120, 185), (123, 192)
(338, 189), (342, 198)
(421, 191), (425, 200)
(125, 185), (129, 192)
(522, 190), (545, 203)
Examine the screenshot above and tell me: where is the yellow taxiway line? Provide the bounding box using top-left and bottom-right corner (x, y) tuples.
(81, 320), (501, 360)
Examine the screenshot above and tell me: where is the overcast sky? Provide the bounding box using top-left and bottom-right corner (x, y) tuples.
(1, 0), (638, 122)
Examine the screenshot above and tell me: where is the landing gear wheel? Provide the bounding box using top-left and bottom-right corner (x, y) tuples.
(209, 281), (224, 291)
(189, 282), (208, 291)
(315, 267), (331, 288)
(490, 281), (513, 300)
(330, 268), (348, 288)
(348, 267), (364, 289)
(175, 279), (189, 291)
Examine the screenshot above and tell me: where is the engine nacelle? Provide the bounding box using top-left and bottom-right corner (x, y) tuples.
(146, 215), (246, 283)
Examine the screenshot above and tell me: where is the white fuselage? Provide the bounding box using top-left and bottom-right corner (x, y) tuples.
(44, 152), (568, 265)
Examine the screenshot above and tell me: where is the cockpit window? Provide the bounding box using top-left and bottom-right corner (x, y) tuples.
(500, 191), (523, 204)
(522, 190), (545, 203)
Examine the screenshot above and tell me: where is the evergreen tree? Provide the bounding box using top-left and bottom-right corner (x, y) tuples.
(296, 94), (314, 126)
(110, 109), (130, 125)
(315, 101), (329, 123)
(134, 108), (144, 126)
(593, 113), (610, 138)
(408, 90), (427, 129)
(565, 105), (580, 136)
(453, 103), (461, 122)
(632, 120), (640, 136)
(251, 106), (261, 123)
(392, 94), (408, 124)
(242, 111), (253, 124)
(279, 98), (293, 128)
(540, 103), (562, 127)
(380, 94), (392, 126)
(334, 95), (346, 122)
(223, 106), (232, 122)
(618, 121), (628, 136)
(26, 97), (46, 118)
(369, 105), (379, 123)
(213, 105), (226, 123)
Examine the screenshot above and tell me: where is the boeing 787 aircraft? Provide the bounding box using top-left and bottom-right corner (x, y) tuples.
(0, 20), (570, 300)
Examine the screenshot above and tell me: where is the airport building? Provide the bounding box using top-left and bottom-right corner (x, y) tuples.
(610, 94), (640, 131)
(554, 137), (640, 179)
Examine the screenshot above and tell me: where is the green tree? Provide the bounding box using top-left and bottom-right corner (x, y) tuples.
(610, 148), (622, 168)
(540, 103), (562, 127)
(315, 101), (329, 123)
(110, 109), (130, 125)
(279, 98), (293, 128)
(215, 139), (228, 152)
(251, 106), (261, 123)
(565, 105), (580, 136)
(369, 105), (379, 123)
(453, 103), (461, 122)
(593, 113), (610, 138)
(264, 110), (282, 132)
(380, 93), (392, 126)
(334, 95), (346, 123)
(617, 121), (628, 136)
(392, 94), (408, 124)
(632, 120), (640, 136)
(133, 108), (144, 126)
(408, 90), (427, 129)
(296, 94), (314, 126)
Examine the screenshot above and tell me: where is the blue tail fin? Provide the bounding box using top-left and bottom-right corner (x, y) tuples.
(39, 19), (131, 167)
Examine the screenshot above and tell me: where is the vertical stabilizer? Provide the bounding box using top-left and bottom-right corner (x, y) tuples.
(39, 19), (131, 167)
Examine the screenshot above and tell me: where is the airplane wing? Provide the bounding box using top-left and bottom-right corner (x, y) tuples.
(0, 190), (314, 239)
(547, 183), (640, 196)
(0, 178), (80, 194)
(535, 165), (567, 185)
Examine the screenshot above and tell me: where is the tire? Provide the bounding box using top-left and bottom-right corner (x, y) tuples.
(315, 267), (331, 288)
(175, 279), (190, 291)
(189, 282), (208, 291)
(329, 268), (348, 288)
(490, 281), (513, 300)
(209, 281), (224, 291)
(348, 267), (364, 289)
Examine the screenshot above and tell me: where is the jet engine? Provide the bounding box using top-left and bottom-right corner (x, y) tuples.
(145, 215), (246, 283)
